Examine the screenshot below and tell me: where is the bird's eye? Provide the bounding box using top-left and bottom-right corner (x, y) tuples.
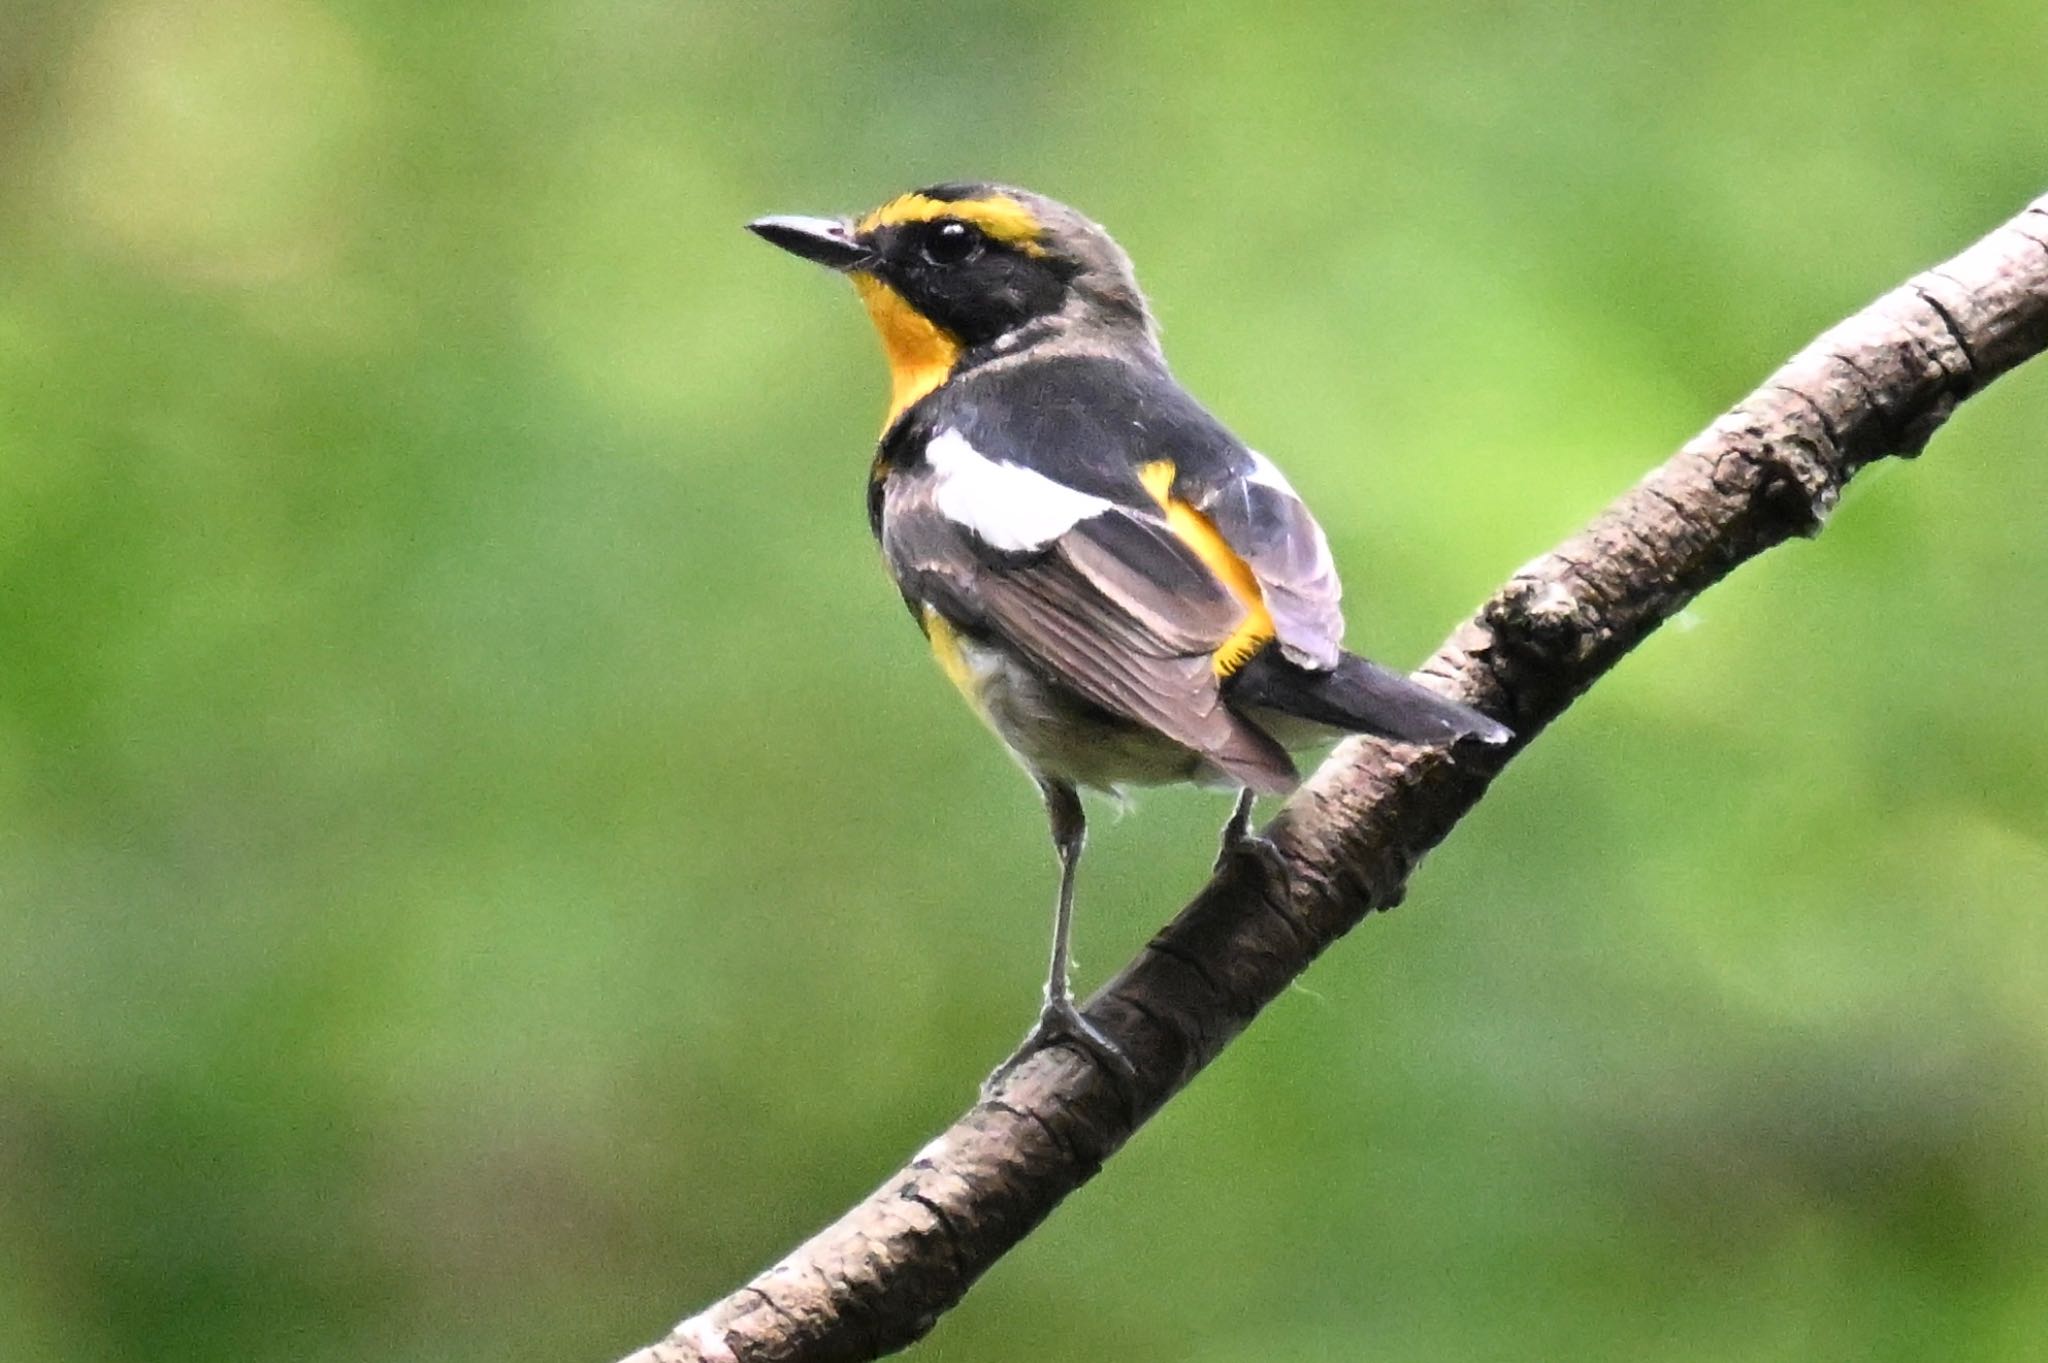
(920, 220), (982, 266)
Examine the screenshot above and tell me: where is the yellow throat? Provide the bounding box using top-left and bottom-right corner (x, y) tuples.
(850, 273), (961, 430)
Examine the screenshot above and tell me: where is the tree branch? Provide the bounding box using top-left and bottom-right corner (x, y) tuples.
(621, 192), (2048, 1363)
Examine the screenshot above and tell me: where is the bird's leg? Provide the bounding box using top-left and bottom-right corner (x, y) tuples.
(1215, 786), (1257, 865)
(984, 779), (1135, 1095)
(1213, 787), (1289, 881)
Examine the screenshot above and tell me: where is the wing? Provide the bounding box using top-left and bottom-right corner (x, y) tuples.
(923, 354), (1346, 673)
(881, 465), (1298, 794)
(1156, 446), (1344, 672)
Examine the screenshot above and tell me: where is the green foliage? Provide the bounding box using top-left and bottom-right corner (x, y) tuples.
(1, 2), (2043, 1360)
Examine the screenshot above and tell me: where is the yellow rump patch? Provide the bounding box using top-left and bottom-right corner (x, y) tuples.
(850, 273), (962, 430)
(858, 193), (1047, 256)
(1138, 460), (1276, 677)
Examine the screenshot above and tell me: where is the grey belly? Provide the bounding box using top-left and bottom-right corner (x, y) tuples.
(944, 629), (1197, 789)
(949, 631), (1327, 792)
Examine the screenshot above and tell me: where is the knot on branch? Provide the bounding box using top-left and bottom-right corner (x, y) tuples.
(1891, 389), (1960, 458)
(1481, 574), (1594, 668)
(1712, 410), (1842, 538)
(1751, 435), (1841, 536)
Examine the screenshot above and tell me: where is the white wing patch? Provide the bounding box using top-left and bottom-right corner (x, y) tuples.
(925, 427), (1112, 553)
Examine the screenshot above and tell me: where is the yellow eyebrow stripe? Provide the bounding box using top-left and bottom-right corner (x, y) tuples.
(1137, 460), (1276, 677)
(858, 193), (1047, 256)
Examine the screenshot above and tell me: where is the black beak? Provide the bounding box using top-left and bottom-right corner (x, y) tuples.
(746, 214), (871, 272)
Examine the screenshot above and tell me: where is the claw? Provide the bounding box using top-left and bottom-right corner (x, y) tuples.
(1214, 823), (1290, 883)
(983, 997), (1136, 1099)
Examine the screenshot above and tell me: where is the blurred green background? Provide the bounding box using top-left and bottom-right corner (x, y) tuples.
(2, 2), (2044, 1360)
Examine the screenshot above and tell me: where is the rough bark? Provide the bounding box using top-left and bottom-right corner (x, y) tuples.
(621, 192), (2048, 1363)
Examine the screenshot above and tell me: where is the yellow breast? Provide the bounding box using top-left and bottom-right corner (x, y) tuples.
(921, 606), (988, 716)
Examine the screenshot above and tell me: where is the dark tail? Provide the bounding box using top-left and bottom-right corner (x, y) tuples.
(1227, 649), (1513, 748)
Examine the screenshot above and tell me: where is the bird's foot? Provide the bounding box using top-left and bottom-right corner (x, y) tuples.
(1214, 822), (1290, 883)
(982, 996), (1136, 1100)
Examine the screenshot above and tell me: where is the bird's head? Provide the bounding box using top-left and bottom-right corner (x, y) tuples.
(748, 183), (1155, 424)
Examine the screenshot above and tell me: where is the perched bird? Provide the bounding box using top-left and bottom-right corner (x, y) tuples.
(748, 183), (1509, 1078)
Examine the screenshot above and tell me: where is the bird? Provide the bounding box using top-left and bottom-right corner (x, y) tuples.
(747, 183), (1510, 1081)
